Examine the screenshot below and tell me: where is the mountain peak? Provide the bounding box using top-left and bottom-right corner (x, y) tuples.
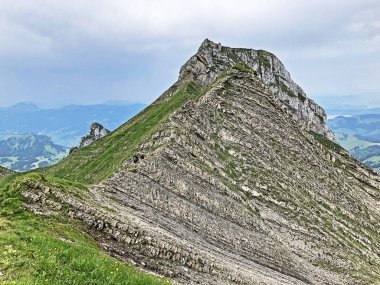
(88, 122), (110, 140)
(178, 40), (335, 141)
(6, 102), (40, 112)
(198, 38), (221, 50)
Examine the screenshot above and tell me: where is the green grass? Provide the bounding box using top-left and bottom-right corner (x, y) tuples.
(232, 63), (251, 73)
(45, 81), (201, 185)
(0, 76), (211, 284)
(0, 173), (170, 285)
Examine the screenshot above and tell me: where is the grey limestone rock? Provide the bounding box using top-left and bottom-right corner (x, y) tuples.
(179, 39), (335, 141)
(70, 122), (110, 153)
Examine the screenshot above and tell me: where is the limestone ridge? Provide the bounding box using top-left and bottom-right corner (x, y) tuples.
(179, 39), (335, 141)
(70, 122), (110, 153)
(25, 40), (380, 284)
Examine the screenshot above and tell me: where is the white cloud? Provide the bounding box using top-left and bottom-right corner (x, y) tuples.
(0, 0), (378, 55)
(0, 17), (53, 57)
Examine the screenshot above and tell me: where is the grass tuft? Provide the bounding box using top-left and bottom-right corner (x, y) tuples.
(232, 63), (251, 73)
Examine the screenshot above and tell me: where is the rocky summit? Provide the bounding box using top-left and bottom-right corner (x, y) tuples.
(179, 39), (335, 141)
(17, 40), (380, 284)
(70, 122), (110, 153)
(78, 122), (110, 148)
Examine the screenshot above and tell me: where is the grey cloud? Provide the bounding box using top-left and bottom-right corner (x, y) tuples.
(0, 0), (379, 108)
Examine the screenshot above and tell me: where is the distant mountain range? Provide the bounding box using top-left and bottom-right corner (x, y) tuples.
(0, 101), (146, 171)
(328, 114), (380, 172)
(326, 107), (380, 118)
(0, 101), (146, 146)
(0, 133), (69, 171)
(313, 95), (380, 118)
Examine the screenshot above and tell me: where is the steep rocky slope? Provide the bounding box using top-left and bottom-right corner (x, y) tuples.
(12, 40), (380, 284)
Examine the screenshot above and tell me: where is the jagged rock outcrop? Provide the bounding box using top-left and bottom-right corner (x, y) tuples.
(23, 40), (380, 284)
(70, 122), (110, 153)
(79, 122), (110, 148)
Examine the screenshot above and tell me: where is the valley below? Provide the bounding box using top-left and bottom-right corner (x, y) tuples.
(329, 114), (380, 172)
(0, 103), (145, 171)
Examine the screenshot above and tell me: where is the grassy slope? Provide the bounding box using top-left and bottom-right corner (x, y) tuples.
(0, 80), (202, 284)
(46, 81), (200, 185)
(0, 173), (170, 285)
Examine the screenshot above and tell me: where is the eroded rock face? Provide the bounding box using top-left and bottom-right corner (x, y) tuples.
(70, 122), (110, 153)
(179, 39), (335, 141)
(21, 41), (380, 285)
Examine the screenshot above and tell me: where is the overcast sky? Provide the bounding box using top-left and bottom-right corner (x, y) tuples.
(0, 0), (379, 108)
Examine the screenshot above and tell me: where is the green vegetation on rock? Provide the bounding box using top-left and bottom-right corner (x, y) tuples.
(232, 63), (251, 73)
(298, 93), (306, 103)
